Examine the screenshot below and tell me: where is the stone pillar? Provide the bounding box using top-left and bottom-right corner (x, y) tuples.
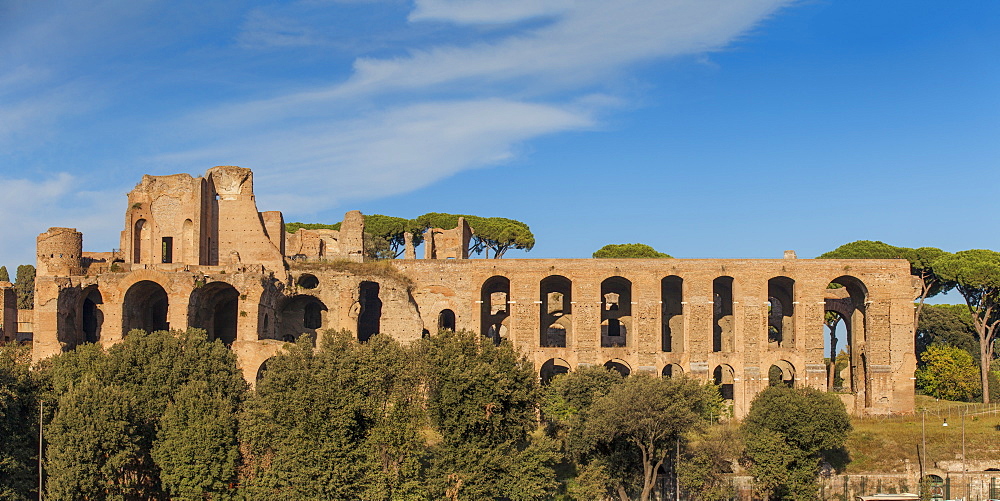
(341, 210), (365, 262)
(403, 232), (416, 260)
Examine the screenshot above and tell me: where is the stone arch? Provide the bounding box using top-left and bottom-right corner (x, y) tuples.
(438, 309), (456, 332)
(713, 364), (735, 401)
(826, 275), (869, 403)
(182, 218), (195, 264)
(540, 358), (571, 385)
(661, 275), (683, 352)
(713, 277), (735, 352)
(767, 276), (795, 349)
(256, 356), (275, 382)
(79, 286), (103, 344)
(358, 281), (382, 342)
(605, 359), (631, 377)
(122, 280), (169, 336)
(188, 281), (239, 346)
(481, 275), (510, 345)
(540, 275), (572, 348)
(662, 363), (683, 378)
(768, 360), (795, 387)
(133, 219), (149, 264)
(278, 294), (327, 345)
(601, 276), (632, 348)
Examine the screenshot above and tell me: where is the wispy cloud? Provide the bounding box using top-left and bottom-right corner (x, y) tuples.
(169, 0), (791, 216)
(160, 98), (593, 213)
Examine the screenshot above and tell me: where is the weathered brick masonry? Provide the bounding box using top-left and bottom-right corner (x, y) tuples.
(31, 167), (916, 418)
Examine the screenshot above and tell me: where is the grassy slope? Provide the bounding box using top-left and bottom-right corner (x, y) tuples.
(846, 396), (1000, 473)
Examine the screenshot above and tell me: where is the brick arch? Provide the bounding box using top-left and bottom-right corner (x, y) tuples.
(112, 269), (176, 301)
(481, 275), (511, 344)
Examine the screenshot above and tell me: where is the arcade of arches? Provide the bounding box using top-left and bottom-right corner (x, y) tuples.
(29, 166), (915, 418)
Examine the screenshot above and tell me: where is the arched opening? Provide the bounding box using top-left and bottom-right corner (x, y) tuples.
(604, 359), (631, 377)
(540, 358), (571, 385)
(481, 276), (510, 345)
(256, 357), (274, 382)
(304, 302), (323, 329)
(80, 286), (103, 344)
(540, 275), (572, 348)
(601, 276), (632, 348)
(297, 274), (319, 289)
(438, 309), (456, 332)
(278, 294), (327, 345)
(662, 363), (683, 378)
(661, 276), (683, 352)
(260, 313), (271, 339)
(713, 364), (735, 401)
(133, 219), (148, 264)
(767, 277), (795, 349)
(122, 280), (169, 335)
(357, 281), (382, 342)
(188, 282), (239, 346)
(825, 276), (869, 404)
(713, 277), (734, 353)
(768, 360), (795, 387)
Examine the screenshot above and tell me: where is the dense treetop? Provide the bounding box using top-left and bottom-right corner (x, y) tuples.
(592, 243), (672, 259)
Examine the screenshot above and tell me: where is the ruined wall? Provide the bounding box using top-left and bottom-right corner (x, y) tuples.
(29, 167), (917, 415)
(284, 211), (366, 262)
(207, 166), (285, 272)
(0, 282), (15, 343)
(423, 217), (472, 259)
(395, 257), (916, 417)
(122, 173), (206, 266)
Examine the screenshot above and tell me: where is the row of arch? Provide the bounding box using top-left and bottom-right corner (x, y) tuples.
(477, 274), (867, 355)
(69, 278), (387, 348)
(537, 358), (799, 401)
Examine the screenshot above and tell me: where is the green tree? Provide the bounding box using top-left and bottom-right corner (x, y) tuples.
(742, 386), (851, 500)
(0, 265), (9, 282)
(152, 380), (240, 499)
(915, 344), (980, 401)
(14, 265), (34, 310)
(420, 330), (556, 500)
(932, 249), (1000, 403)
(43, 329), (246, 499)
(584, 375), (720, 501)
(678, 424), (742, 501)
(818, 241), (952, 324)
(414, 213), (535, 258)
(542, 367), (624, 499)
(593, 243), (672, 259)
(543, 366), (623, 458)
(0, 344), (40, 500)
(916, 304), (978, 361)
(241, 331), (427, 499)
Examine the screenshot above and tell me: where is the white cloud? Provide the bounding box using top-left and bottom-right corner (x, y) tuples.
(166, 0), (790, 217)
(409, 0), (575, 24)
(158, 98), (593, 214)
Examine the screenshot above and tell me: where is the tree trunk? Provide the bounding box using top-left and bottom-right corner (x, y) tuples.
(982, 339), (990, 404)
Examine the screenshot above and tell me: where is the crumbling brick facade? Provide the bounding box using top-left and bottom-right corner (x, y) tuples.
(31, 167), (917, 417)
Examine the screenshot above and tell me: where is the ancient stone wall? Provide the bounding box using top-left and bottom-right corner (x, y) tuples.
(394, 257), (916, 416)
(30, 167), (917, 417)
(0, 282), (15, 343)
(423, 217), (472, 259)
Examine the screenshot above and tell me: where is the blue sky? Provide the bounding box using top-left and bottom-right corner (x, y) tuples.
(1, 0), (998, 276)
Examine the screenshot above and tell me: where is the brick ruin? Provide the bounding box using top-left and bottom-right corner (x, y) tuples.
(31, 166), (918, 417)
